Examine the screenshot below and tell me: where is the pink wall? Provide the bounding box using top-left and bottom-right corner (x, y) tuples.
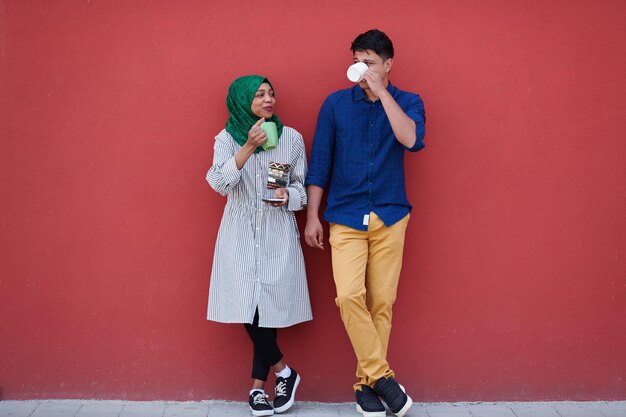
(1, 0), (625, 402)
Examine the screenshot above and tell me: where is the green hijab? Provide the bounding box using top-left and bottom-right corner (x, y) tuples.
(225, 75), (284, 153)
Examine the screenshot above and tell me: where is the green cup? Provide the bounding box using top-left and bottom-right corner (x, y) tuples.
(261, 121), (278, 150)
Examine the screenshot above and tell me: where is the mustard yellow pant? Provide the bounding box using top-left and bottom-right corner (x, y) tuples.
(329, 212), (410, 391)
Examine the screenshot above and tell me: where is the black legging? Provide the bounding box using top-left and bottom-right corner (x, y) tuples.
(244, 309), (283, 381)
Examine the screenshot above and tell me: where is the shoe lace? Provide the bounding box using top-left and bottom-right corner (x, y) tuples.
(275, 380), (287, 397)
(252, 392), (270, 406)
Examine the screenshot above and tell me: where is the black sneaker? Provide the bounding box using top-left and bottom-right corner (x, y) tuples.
(249, 390), (274, 416)
(355, 384), (385, 417)
(373, 377), (413, 417)
(273, 369), (301, 413)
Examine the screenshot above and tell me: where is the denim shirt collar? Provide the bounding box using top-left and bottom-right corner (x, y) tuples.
(352, 81), (396, 102)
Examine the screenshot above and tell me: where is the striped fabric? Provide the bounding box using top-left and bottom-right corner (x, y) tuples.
(206, 127), (313, 328)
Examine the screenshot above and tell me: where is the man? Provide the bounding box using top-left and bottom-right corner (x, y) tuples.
(304, 29), (425, 417)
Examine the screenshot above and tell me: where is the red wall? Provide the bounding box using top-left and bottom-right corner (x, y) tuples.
(1, 0), (625, 402)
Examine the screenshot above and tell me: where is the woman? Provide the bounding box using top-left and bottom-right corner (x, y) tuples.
(206, 75), (312, 416)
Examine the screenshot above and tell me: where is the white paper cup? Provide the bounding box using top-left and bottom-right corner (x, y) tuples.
(346, 62), (368, 82)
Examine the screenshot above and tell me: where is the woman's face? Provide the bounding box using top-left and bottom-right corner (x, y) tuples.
(250, 82), (276, 119)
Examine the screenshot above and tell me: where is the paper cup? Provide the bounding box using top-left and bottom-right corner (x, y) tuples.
(261, 121), (278, 150)
(347, 62), (368, 82)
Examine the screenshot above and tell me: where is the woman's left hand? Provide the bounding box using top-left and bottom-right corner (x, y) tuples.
(267, 188), (289, 207)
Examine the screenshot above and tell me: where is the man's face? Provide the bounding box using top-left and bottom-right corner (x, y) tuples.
(353, 49), (393, 89)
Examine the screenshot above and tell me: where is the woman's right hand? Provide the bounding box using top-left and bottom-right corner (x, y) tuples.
(235, 118), (267, 170)
(246, 118), (267, 148)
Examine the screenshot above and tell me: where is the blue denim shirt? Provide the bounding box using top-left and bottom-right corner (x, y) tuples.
(305, 83), (426, 231)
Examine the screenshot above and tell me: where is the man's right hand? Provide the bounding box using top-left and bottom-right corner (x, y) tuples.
(304, 217), (325, 250)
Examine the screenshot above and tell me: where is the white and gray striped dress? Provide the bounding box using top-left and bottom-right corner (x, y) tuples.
(206, 127), (313, 328)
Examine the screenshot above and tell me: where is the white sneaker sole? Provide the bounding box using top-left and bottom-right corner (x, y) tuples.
(249, 406), (274, 416)
(273, 374), (300, 414)
(394, 395), (413, 417)
(356, 404), (386, 417)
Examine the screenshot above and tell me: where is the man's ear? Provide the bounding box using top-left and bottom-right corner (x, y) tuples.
(384, 58), (394, 74)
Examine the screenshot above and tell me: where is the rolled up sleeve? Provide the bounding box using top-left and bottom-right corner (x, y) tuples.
(305, 97), (336, 189)
(286, 132), (308, 211)
(206, 133), (242, 196)
(405, 95), (426, 152)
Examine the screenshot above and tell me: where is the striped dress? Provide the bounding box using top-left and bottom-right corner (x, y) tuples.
(206, 127), (313, 328)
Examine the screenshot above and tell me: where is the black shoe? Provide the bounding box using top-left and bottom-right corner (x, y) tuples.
(355, 384), (385, 417)
(373, 377), (413, 417)
(249, 390), (274, 416)
(273, 369), (300, 413)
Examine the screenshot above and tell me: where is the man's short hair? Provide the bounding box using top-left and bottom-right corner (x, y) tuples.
(351, 29), (394, 60)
